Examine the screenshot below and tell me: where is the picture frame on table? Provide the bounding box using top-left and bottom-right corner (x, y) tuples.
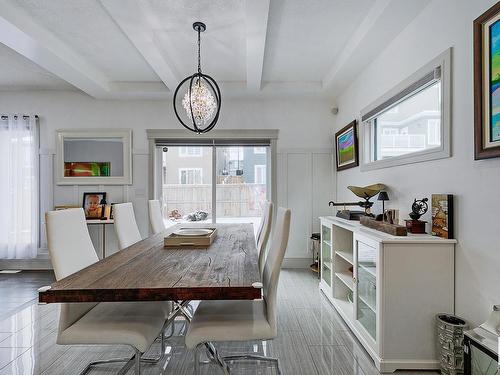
(335, 120), (359, 171)
(82, 192), (106, 219)
(474, 2), (500, 159)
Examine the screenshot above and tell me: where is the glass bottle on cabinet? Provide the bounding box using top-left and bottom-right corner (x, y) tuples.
(356, 242), (377, 340)
(321, 224), (332, 287)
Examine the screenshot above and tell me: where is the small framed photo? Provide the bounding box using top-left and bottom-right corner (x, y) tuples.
(431, 194), (454, 239)
(335, 120), (359, 171)
(109, 203), (116, 220)
(82, 192), (106, 219)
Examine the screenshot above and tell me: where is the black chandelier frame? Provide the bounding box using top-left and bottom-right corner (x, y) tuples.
(173, 22), (221, 134)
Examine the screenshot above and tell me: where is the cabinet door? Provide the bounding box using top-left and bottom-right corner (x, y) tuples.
(321, 224), (332, 287)
(355, 240), (377, 340)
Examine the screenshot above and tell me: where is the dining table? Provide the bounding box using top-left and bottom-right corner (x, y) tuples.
(38, 223), (262, 323)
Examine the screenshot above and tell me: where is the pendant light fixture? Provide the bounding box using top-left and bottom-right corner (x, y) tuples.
(173, 22), (221, 134)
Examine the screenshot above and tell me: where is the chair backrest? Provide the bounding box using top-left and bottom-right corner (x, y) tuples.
(45, 208), (98, 333)
(257, 201), (273, 276)
(262, 207), (291, 335)
(148, 199), (165, 234)
(113, 202), (142, 250)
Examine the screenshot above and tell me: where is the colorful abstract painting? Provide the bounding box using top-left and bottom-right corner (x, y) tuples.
(474, 2), (500, 159)
(64, 162), (110, 177)
(490, 19), (500, 142)
(338, 128), (354, 165)
(335, 120), (358, 171)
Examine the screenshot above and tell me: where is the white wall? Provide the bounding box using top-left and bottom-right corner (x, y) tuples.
(333, 0), (500, 326)
(0, 90), (335, 264)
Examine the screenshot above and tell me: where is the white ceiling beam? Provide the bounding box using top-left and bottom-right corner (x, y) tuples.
(0, 0), (110, 98)
(100, 0), (180, 92)
(322, 0), (431, 97)
(245, 0), (270, 92)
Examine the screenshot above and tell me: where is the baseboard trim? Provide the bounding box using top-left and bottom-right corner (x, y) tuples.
(0, 257), (52, 270)
(282, 258), (311, 269)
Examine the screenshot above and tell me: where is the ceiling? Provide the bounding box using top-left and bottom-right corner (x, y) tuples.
(0, 0), (431, 99)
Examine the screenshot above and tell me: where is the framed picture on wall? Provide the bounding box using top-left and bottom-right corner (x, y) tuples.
(335, 120), (359, 171)
(474, 2), (500, 159)
(82, 192), (106, 219)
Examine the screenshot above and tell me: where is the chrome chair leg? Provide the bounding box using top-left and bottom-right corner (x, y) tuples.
(193, 341), (282, 375)
(78, 346), (142, 375)
(141, 326), (167, 364)
(223, 354), (281, 375)
(193, 342), (230, 375)
(134, 348), (141, 375)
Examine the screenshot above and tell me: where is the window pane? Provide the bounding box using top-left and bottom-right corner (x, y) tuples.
(161, 146), (212, 224)
(373, 81), (441, 161)
(216, 146), (268, 229)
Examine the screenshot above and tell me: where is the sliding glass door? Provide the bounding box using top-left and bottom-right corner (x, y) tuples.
(215, 146), (268, 230)
(159, 146), (212, 225)
(156, 142), (270, 231)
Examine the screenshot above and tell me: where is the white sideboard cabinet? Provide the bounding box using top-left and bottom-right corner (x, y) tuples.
(319, 216), (456, 373)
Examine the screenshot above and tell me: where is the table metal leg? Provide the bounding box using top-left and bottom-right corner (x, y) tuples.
(102, 223), (106, 259)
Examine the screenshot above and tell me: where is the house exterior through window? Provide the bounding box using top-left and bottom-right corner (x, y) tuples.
(179, 168), (203, 184)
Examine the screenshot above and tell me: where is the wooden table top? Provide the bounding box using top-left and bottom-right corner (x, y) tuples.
(39, 223), (261, 303)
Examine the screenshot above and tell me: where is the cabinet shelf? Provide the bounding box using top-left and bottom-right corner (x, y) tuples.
(359, 294), (376, 313)
(335, 272), (354, 291)
(335, 251), (353, 265)
(323, 261), (332, 270)
(359, 263), (376, 277)
(323, 240), (332, 247)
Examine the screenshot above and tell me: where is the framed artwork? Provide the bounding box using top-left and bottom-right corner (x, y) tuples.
(335, 120), (358, 171)
(82, 192), (106, 219)
(64, 162), (110, 177)
(431, 194), (454, 239)
(474, 2), (500, 159)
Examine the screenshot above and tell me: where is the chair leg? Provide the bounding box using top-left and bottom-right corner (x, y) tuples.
(78, 346), (147, 375)
(79, 356), (134, 375)
(141, 326), (167, 364)
(194, 343), (203, 375)
(134, 348), (141, 375)
(223, 354), (282, 375)
(194, 342), (230, 375)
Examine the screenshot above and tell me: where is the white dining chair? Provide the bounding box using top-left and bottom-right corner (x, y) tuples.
(256, 201), (273, 277)
(114, 202), (142, 250)
(185, 207), (291, 375)
(45, 208), (168, 375)
(148, 199), (166, 234)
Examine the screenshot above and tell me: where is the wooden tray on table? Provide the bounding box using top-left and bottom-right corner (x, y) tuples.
(164, 228), (217, 249)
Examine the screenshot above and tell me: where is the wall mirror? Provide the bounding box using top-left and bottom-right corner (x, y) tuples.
(56, 129), (132, 185)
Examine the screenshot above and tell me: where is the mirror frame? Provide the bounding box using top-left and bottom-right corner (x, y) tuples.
(56, 129), (133, 185)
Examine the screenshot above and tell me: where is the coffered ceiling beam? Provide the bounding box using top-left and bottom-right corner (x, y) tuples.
(0, 0), (110, 98)
(100, 0), (180, 92)
(245, 0), (270, 92)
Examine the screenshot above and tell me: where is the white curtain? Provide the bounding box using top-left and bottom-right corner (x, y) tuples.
(0, 115), (38, 259)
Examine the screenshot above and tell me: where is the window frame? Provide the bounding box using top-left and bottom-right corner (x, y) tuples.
(178, 146), (202, 157)
(178, 167), (203, 185)
(359, 48), (451, 171)
(254, 164), (266, 184)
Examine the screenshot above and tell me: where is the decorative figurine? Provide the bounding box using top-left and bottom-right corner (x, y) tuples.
(405, 198), (428, 234)
(329, 183), (386, 220)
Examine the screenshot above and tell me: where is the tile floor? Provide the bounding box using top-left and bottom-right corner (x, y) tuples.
(0, 269), (438, 375)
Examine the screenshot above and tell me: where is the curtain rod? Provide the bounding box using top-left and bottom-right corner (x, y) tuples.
(0, 115), (39, 120)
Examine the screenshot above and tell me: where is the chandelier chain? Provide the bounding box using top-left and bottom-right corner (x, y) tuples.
(197, 27), (201, 74)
